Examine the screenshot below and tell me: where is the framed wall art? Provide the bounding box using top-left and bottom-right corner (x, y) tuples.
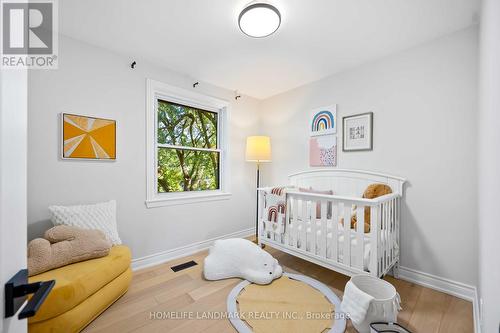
(62, 113), (116, 160)
(342, 112), (373, 152)
(310, 105), (337, 136)
(309, 135), (337, 167)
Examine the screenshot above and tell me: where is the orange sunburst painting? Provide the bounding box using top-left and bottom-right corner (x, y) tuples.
(62, 114), (116, 160)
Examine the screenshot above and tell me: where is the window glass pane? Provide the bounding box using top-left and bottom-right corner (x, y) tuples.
(157, 100), (217, 149)
(157, 147), (220, 193)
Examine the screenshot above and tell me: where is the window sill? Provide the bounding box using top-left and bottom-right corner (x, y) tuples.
(145, 192), (232, 208)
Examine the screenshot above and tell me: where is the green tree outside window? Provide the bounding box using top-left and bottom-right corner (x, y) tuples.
(157, 100), (220, 193)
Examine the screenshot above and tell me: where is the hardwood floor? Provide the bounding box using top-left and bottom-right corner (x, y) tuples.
(83, 247), (474, 333)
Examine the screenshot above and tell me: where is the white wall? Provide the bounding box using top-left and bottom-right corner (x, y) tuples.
(259, 28), (478, 286)
(0, 69), (28, 333)
(478, 0), (500, 331)
(27, 28), (480, 290)
(27, 36), (260, 260)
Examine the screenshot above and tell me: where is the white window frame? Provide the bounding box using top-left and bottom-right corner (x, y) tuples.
(146, 79), (231, 208)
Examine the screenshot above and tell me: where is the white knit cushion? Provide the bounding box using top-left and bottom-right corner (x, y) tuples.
(49, 200), (121, 245)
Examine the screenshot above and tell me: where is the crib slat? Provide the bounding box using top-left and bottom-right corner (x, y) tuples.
(331, 202), (338, 261)
(390, 199), (394, 262)
(392, 198), (395, 247)
(308, 201), (321, 250)
(380, 203), (386, 272)
(392, 198), (398, 259)
(309, 201), (321, 254)
(343, 203), (351, 267)
(320, 200), (327, 258)
(396, 197), (400, 248)
(387, 200), (391, 263)
(301, 199), (307, 251)
(379, 203), (383, 273)
(397, 197), (401, 265)
(355, 205), (365, 271)
(311, 200), (318, 253)
(369, 205), (379, 276)
(388, 201), (392, 269)
(292, 197), (298, 248)
(258, 191), (265, 238)
(381, 203), (385, 275)
(384, 202), (389, 273)
(304, 201), (314, 252)
(284, 196), (290, 245)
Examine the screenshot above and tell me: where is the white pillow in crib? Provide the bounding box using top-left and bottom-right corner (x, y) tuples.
(48, 200), (121, 245)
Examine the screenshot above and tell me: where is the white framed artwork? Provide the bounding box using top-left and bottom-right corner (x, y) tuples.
(310, 105), (337, 136)
(342, 112), (373, 151)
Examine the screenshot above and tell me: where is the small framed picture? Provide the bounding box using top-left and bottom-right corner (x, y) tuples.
(342, 112), (373, 151)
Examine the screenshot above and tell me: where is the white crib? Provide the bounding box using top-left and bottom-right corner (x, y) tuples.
(258, 169), (406, 278)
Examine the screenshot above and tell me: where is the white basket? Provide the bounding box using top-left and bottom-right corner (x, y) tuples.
(349, 275), (401, 333)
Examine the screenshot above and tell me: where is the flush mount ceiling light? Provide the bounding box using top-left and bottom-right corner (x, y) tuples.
(238, 2), (281, 38)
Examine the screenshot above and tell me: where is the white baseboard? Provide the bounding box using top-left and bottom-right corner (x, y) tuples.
(131, 227), (254, 271)
(473, 292), (482, 333)
(398, 266), (480, 333)
(398, 266), (476, 301)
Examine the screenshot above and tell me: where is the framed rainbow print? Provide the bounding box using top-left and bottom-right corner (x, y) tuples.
(62, 113), (116, 160)
(310, 105), (337, 136)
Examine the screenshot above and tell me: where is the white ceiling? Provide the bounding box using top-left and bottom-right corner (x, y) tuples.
(60, 0), (479, 99)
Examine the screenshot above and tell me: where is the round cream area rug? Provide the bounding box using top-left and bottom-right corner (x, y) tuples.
(227, 273), (346, 333)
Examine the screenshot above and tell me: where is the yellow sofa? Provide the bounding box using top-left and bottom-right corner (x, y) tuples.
(28, 245), (132, 333)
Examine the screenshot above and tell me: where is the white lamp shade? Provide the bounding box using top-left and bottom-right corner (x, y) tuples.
(246, 136), (271, 162)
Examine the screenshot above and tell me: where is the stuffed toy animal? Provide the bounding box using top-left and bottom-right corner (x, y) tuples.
(27, 225), (112, 276)
(351, 183), (393, 233)
(204, 238), (283, 285)
(341, 184), (393, 233)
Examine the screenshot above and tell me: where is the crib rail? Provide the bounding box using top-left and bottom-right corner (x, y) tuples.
(258, 188), (401, 278)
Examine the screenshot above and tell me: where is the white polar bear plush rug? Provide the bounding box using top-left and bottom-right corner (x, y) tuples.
(204, 238), (283, 285)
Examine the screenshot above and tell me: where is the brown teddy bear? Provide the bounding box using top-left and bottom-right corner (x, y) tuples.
(28, 225), (112, 276)
(342, 183), (393, 233)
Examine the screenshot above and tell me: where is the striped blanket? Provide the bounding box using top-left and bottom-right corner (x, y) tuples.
(263, 187), (292, 234)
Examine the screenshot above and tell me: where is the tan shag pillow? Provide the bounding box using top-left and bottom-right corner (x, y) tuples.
(27, 225), (111, 276)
